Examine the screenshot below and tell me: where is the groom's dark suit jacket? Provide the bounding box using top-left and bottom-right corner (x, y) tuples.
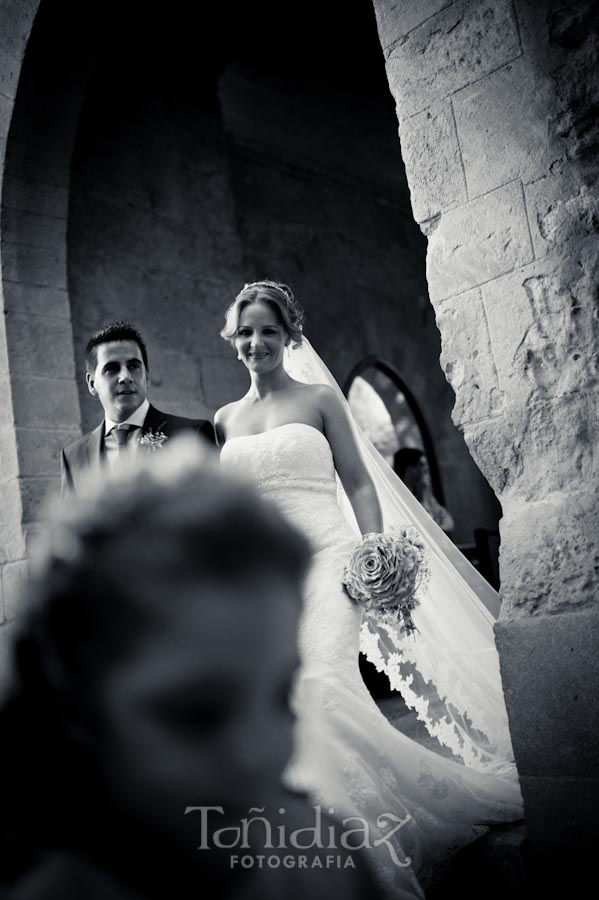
(61, 404), (215, 495)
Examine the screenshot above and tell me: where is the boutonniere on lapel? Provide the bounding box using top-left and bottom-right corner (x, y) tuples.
(139, 422), (168, 452)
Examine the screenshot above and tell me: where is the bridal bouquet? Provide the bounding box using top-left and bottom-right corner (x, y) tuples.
(342, 526), (429, 635)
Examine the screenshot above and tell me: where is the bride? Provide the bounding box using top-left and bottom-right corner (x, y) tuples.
(215, 281), (523, 899)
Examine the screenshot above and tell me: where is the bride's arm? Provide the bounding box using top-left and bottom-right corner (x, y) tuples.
(317, 386), (383, 535)
(213, 406), (229, 448)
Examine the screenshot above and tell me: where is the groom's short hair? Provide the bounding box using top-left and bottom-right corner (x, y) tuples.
(85, 321), (149, 374)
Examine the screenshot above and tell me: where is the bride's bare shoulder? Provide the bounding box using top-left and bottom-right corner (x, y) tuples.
(298, 382), (341, 409)
(214, 400), (243, 444)
(214, 400), (239, 424)
(290, 381), (336, 401)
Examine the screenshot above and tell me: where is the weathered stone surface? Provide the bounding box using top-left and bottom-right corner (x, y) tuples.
(71, 190), (237, 276)
(482, 253), (599, 405)
(1, 558), (28, 622)
(427, 180), (534, 302)
(499, 490), (599, 618)
(525, 172), (599, 259)
(462, 391), (595, 502)
(15, 426), (80, 477)
(0, 324), (10, 374)
(1, 282), (72, 319)
(496, 610), (599, 779)
(0, 44), (20, 99)
(68, 72), (245, 433)
(0, 136), (5, 199)
(435, 288), (505, 425)
(0, 425), (18, 479)
(10, 375), (80, 429)
(453, 56), (555, 199)
(198, 354), (249, 411)
(0, 92), (12, 140)
(2, 207), (68, 249)
(2, 175), (68, 218)
(373, 0), (455, 53)
(385, 0), (521, 119)
(2, 241), (67, 289)
(515, 0), (596, 65)
(4, 312), (77, 378)
(0, 479), (25, 564)
(19, 475), (58, 523)
(0, 371), (13, 418)
(0, 0), (41, 59)
(373, 0), (599, 872)
(516, 0), (599, 182)
(4, 140), (72, 188)
(399, 99), (467, 223)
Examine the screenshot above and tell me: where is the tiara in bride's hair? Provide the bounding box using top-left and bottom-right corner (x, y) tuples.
(241, 280), (294, 304)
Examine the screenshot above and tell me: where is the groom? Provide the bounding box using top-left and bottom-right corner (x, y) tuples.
(61, 321), (215, 494)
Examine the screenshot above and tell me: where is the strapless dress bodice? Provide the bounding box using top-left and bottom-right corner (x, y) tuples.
(220, 423), (354, 551)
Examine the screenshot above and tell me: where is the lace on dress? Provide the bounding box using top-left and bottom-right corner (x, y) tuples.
(283, 337), (518, 778)
(220, 420), (522, 900)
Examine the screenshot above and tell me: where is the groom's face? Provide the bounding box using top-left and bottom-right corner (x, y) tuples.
(87, 340), (149, 422)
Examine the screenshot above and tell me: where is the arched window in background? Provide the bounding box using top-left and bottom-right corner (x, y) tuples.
(345, 357), (445, 505)
(346, 358), (500, 605)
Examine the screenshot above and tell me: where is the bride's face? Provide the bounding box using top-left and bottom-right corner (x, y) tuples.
(235, 300), (288, 374)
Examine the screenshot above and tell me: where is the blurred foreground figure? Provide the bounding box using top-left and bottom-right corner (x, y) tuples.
(0, 439), (380, 900)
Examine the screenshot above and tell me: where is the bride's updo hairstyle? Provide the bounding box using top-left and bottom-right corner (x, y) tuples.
(220, 280), (305, 348)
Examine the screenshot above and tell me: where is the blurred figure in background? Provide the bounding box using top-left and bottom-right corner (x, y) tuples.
(393, 448), (454, 536)
(0, 439), (379, 900)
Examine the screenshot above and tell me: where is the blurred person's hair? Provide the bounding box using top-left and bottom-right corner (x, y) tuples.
(85, 320), (149, 374)
(0, 438), (310, 857)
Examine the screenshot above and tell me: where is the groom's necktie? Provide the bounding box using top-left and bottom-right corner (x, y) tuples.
(112, 423), (134, 454)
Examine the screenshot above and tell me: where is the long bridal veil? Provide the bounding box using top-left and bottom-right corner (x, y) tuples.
(284, 336), (518, 779)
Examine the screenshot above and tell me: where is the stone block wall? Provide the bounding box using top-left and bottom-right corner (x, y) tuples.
(0, 0), (247, 651)
(373, 0), (599, 873)
(0, 0), (43, 679)
(68, 62), (246, 431)
(0, 2), (106, 665)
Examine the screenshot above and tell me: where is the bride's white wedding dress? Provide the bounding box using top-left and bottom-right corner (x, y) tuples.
(220, 422), (523, 899)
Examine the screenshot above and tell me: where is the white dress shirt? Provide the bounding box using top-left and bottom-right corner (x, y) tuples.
(104, 398), (150, 467)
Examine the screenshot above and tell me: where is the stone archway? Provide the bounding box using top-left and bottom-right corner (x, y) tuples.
(0, 0), (597, 879)
(372, 0), (599, 873)
(0, 0), (96, 664)
(0, 0), (247, 663)
(0, 0), (44, 670)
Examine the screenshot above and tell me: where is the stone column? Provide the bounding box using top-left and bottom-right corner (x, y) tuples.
(0, 0), (44, 677)
(372, 0), (599, 875)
